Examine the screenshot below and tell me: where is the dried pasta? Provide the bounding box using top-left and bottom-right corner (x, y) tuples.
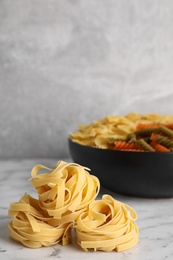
(75, 195), (139, 252)
(150, 141), (170, 152)
(134, 128), (161, 139)
(136, 139), (155, 152)
(29, 161), (100, 219)
(8, 194), (72, 248)
(114, 141), (143, 151)
(137, 123), (161, 130)
(70, 113), (173, 152)
(8, 161), (100, 248)
(8, 161), (139, 252)
(151, 134), (173, 148)
(159, 125), (173, 138)
(137, 123), (173, 130)
(129, 126), (173, 152)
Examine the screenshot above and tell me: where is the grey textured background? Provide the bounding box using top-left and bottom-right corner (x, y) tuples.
(1, 0), (173, 159)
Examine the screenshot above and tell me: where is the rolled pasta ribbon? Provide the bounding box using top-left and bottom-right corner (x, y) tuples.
(8, 161), (100, 248)
(8, 194), (72, 248)
(29, 161), (100, 219)
(75, 195), (139, 252)
(8, 161), (139, 252)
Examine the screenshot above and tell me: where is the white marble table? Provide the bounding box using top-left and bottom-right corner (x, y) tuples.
(1, 159), (173, 260)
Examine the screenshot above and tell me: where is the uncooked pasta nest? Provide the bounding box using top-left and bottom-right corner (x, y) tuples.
(8, 161), (139, 252)
(75, 195), (139, 252)
(8, 161), (100, 248)
(8, 194), (73, 248)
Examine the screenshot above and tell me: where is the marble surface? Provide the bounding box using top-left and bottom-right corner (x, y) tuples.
(1, 159), (173, 260)
(1, 1), (173, 159)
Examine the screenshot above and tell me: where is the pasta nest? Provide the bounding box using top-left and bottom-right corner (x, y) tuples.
(8, 161), (100, 248)
(75, 194), (139, 252)
(30, 161), (100, 221)
(8, 194), (72, 248)
(8, 161), (139, 251)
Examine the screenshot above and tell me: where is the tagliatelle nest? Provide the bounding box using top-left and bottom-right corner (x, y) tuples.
(8, 161), (139, 252)
(8, 194), (73, 248)
(29, 161), (100, 220)
(8, 161), (100, 248)
(75, 194), (139, 252)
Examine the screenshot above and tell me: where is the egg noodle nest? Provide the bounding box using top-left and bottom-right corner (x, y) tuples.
(8, 161), (139, 252)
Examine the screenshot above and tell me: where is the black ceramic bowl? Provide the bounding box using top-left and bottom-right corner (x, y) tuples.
(68, 139), (173, 198)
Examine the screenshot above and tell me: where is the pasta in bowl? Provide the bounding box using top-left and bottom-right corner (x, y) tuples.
(68, 113), (173, 198)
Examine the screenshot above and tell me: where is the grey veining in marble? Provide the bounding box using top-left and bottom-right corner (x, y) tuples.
(0, 159), (173, 260)
(1, 1), (173, 158)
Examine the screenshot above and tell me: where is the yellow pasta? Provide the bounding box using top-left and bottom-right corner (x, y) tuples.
(29, 161), (100, 219)
(8, 194), (72, 248)
(8, 161), (139, 253)
(70, 112), (173, 149)
(75, 195), (139, 252)
(8, 161), (100, 248)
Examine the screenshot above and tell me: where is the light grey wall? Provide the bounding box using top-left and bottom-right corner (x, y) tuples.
(1, 0), (173, 159)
